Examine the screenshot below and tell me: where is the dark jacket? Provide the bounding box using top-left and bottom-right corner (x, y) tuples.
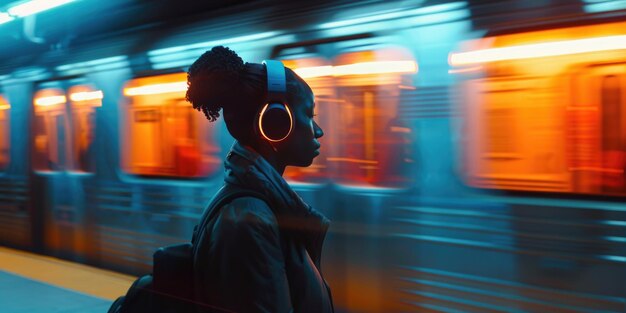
(193, 142), (334, 313)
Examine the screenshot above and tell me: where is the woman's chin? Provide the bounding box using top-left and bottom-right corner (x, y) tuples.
(290, 151), (319, 167)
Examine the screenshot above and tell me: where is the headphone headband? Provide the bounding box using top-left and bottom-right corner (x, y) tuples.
(262, 60), (286, 102)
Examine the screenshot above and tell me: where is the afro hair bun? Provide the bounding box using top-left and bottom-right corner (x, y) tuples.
(186, 46), (246, 122)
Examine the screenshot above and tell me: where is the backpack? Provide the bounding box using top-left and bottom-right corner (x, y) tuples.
(108, 184), (270, 313)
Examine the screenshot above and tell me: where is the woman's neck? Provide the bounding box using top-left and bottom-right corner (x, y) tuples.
(246, 142), (286, 176)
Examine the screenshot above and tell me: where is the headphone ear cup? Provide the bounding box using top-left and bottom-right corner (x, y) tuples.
(259, 103), (293, 142)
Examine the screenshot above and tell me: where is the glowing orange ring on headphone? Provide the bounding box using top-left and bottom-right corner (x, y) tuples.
(258, 102), (293, 142)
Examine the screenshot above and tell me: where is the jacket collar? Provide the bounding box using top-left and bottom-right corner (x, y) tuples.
(223, 141), (330, 265)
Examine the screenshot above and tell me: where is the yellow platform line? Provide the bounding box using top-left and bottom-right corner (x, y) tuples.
(0, 246), (136, 300)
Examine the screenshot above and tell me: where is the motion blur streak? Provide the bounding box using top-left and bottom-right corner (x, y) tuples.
(294, 61), (417, 78)
(450, 35), (626, 65)
(0, 12), (14, 24)
(7, 0), (76, 18)
(123, 82), (187, 96)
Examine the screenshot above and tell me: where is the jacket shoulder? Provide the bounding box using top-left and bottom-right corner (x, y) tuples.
(218, 196), (278, 230)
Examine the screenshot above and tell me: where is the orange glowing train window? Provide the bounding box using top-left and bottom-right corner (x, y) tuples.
(457, 21), (626, 196)
(284, 49), (417, 187)
(122, 73), (220, 178)
(331, 49), (416, 187)
(68, 85), (101, 172)
(0, 95), (9, 171)
(33, 89), (67, 171)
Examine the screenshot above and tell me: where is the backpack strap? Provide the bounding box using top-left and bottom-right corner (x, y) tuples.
(192, 184), (270, 248)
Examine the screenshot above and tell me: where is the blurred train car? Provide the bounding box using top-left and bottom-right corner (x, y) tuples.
(0, 0), (625, 312)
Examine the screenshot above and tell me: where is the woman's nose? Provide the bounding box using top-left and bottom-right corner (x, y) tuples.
(314, 121), (324, 139)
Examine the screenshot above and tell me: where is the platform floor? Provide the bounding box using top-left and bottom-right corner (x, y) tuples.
(0, 246), (136, 313)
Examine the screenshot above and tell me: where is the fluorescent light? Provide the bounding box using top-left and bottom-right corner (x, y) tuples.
(57, 55), (128, 71)
(319, 2), (467, 29)
(127, 60), (417, 95)
(293, 66), (334, 78)
(584, 0), (626, 13)
(0, 104), (10, 110)
(35, 95), (66, 106)
(333, 61), (417, 76)
(450, 35), (626, 66)
(293, 61), (417, 78)
(0, 12), (14, 24)
(8, 0), (76, 18)
(124, 82), (187, 96)
(70, 90), (103, 102)
(148, 32), (280, 56)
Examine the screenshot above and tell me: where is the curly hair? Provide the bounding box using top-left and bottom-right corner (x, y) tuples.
(186, 46), (312, 143)
(186, 46), (246, 122)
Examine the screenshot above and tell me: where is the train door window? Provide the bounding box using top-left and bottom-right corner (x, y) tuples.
(282, 58), (336, 183)
(33, 89), (68, 171)
(331, 49), (417, 187)
(571, 64), (626, 195)
(0, 95), (9, 171)
(68, 85), (101, 172)
(595, 68), (625, 194)
(122, 73), (220, 178)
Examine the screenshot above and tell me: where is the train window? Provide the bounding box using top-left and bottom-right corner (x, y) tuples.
(283, 50), (417, 187)
(122, 73), (220, 178)
(455, 23), (626, 196)
(33, 89), (68, 171)
(0, 95), (9, 170)
(464, 77), (570, 192)
(68, 85), (101, 172)
(330, 49), (417, 187)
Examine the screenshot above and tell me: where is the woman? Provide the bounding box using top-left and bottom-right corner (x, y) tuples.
(186, 46), (333, 313)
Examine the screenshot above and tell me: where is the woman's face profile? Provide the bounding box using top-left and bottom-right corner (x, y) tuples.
(278, 84), (324, 167)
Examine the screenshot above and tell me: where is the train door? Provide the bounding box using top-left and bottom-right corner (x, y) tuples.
(93, 73), (221, 273)
(281, 45), (417, 313)
(32, 82), (101, 261)
(570, 63), (626, 195)
(0, 95), (23, 247)
(332, 48), (417, 313)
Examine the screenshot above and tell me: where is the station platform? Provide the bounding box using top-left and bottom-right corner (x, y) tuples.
(0, 246), (136, 313)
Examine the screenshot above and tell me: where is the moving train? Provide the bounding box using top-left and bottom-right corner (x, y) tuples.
(0, 0), (625, 312)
